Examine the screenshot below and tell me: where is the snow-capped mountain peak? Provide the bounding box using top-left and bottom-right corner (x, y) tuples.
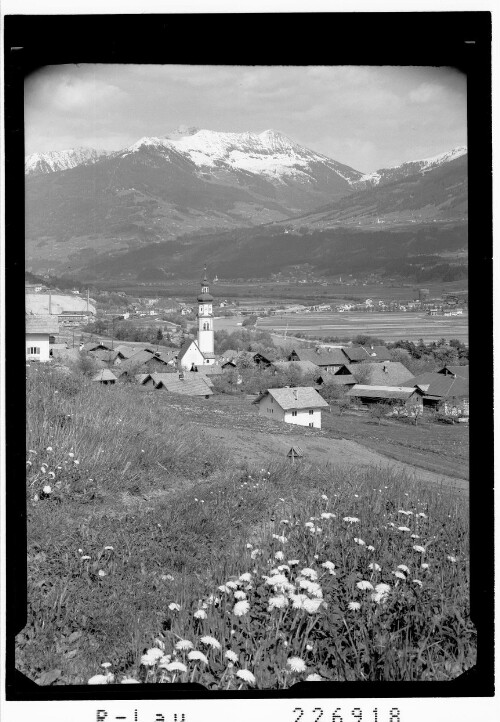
(25, 147), (114, 175)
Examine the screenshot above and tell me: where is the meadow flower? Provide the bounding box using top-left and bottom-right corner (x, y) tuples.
(368, 563), (381, 571)
(398, 510), (411, 515)
(33, 495), (38, 501)
(68, 452), (75, 458)
(250, 549), (260, 559)
(397, 565), (410, 573)
(28, 450), (36, 454)
(101, 662), (112, 669)
(166, 661), (187, 673)
(140, 654), (157, 667)
(168, 603), (181, 612)
(447, 555), (457, 563)
(239, 572), (252, 582)
(277, 564), (290, 572)
(187, 650), (208, 664)
(121, 678), (140, 683)
(275, 535), (288, 543)
(421, 563), (430, 570)
(305, 673), (323, 681)
(234, 591), (247, 601)
(42, 485), (52, 494)
(398, 526), (411, 532)
(354, 538), (366, 546)
(321, 561), (335, 571)
(343, 517), (360, 523)
(175, 640), (194, 651)
(266, 574), (289, 587)
(158, 655), (172, 668)
(413, 579), (423, 587)
(236, 669), (256, 685)
(225, 650), (238, 663)
(356, 580), (374, 591)
(392, 571), (406, 580)
(288, 559), (300, 566)
(367, 545), (375, 551)
(274, 551), (285, 561)
(371, 586), (391, 604)
(98, 570), (106, 577)
(303, 598), (322, 614)
(287, 657), (307, 673)
(300, 568), (318, 580)
(26, 461), (32, 466)
(48, 471), (55, 479)
(304, 522), (314, 528)
(246, 543), (253, 549)
(146, 648), (163, 661)
(305, 644), (313, 651)
(88, 674), (109, 685)
(348, 601), (361, 611)
(226, 581), (239, 589)
(104, 546), (114, 551)
(80, 555), (91, 561)
(233, 600), (250, 617)
(218, 584), (231, 593)
(413, 545), (426, 553)
(417, 512), (428, 518)
(74, 460), (80, 465)
(411, 534), (420, 539)
(268, 595), (289, 610)
(200, 635), (221, 650)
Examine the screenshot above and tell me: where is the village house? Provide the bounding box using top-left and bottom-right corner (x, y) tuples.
(288, 347), (347, 373)
(347, 361), (413, 387)
(137, 372), (213, 397)
(92, 369), (118, 385)
(346, 384), (424, 409)
(26, 314), (60, 362)
(407, 371), (469, 411)
(253, 386), (329, 429)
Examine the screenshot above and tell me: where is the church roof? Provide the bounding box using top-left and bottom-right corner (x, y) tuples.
(198, 291), (214, 302)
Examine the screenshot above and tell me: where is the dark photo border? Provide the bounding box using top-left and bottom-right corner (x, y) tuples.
(4, 10), (493, 701)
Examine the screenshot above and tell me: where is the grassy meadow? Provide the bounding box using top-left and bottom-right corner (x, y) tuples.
(20, 364), (475, 687)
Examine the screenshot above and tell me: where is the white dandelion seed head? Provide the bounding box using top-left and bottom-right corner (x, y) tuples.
(236, 669), (256, 685)
(287, 657), (307, 673)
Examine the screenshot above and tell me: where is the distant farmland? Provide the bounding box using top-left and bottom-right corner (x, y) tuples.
(256, 311), (468, 344)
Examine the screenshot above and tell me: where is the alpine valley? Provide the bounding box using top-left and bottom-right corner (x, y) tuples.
(25, 127), (468, 281)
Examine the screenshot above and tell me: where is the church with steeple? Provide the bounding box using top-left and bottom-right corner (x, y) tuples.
(178, 266), (216, 370)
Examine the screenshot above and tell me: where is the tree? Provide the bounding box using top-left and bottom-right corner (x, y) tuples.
(75, 351), (99, 378)
(156, 328), (163, 342)
(242, 314), (258, 327)
(368, 402), (388, 426)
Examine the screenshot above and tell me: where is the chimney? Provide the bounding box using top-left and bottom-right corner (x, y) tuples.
(293, 388), (298, 400)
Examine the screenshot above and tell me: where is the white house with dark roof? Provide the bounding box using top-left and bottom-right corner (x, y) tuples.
(253, 386), (329, 429)
(26, 315), (59, 362)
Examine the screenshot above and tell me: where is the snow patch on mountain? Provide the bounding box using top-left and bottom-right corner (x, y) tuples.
(25, 147), (114, 175)
(355, 146), (467, 188)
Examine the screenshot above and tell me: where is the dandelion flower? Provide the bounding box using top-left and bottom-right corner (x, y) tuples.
(392, 571), (406, 580)
(158, 655), (172, 668)
(168, 603), (181, 612)
(162, 574), (174, 581)
(104, 546), (114, 551)
(367, 545), (375, 552)
(268, 595), (289, 610)
(274, 551), (285, 561)
(290, 594), (308, 610)
(321, 561), (335, 571)
(226, 580), (239, 589)
(417, 512), (428, 518)
(101, 662), (112, 669)
(28, 449), (37, 455)
(42, 485), (52, 494)
(348, 601), (361, 611)
(398, 510), (411, 515)
(239, 572), (252, 582)
(421, 563), (430, 570)
(146, 648), (163, 661)
(68, 452), (75, 458)
(354, 538), (366, 546)
(175, 640), (194, 651)
(304, 521), (314, 529)
(140, 654), (157, 667)
(225, 650), (238, 663)
(288, 559), (300, 566)
(413, 579), (423, 587)
(236, 669), (256, 685)
(187, 650), (208, 664)
(74, 460), (80, 465)
(121, 678), (140, 684)
(303, 598), (322, 614)
(305, 673), (323, 681)
(397, 565), (410, 573)
(343, 516), (360, 523)
(368, 563), (381, 571)
(277, 564), (290, 572)
(411, 534), (420, 539)
(266, 573), (289, 587)
(356, 580), (374, 591)
(398, 526), (411, 532)
(218, 584), (231, 593)
(48, 471), (55, 479)
(287, 657), (307, 673)
(246, 543), (253, 549)
(88, 674), (109, 685)
(98, 570), (106, 577)
(233, 600), (250, 617)
(280, 519), (290, 524)
(305, 644), (313, 651)
(234, 590), (247, 601)
(447, 555), (457, 563)
(413, 545), (426, 553)
(166, 661), (187, 673)
(300, 568), (318, 580)
(80, 555), (91, 561)
(199, 635), (221, 650)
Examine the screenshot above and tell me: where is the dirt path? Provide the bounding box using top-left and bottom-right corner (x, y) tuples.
(199, 425), (469, 496)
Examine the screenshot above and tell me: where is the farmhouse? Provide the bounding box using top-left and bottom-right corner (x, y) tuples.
(408, 372), (469, 410)
(26, 314), (59, 362)
(92, 369), (118, 385)
(437, 365), (469, 379)
(253, 387), (329, 429)
(346, 384), (424, 408)
(141, 372), (213, 397)
(288, 347), (347, 373)
(118, 349), (172, 374)
(347, 361), (413, 387)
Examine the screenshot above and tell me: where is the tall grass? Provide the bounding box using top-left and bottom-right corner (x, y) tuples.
(20, 364), (475, 687)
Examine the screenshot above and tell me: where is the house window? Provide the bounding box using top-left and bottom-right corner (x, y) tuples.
(292, 411), (297, 417)
(309, 409), (314, 415)
(309, 422), (314, 428)
(27, 347), (40, 355)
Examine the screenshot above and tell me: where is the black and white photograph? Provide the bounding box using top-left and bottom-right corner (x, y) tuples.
(2, 6), (495, 714)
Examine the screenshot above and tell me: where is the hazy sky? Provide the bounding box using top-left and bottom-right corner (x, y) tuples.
(25, 64), (467, 172)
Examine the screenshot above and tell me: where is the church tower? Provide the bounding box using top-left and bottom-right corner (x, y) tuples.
(197, 266), (214, 359)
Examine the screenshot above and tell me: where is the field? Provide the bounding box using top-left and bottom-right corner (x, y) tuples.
(256, 311), (469, 344)
(19, 364), (474, 687)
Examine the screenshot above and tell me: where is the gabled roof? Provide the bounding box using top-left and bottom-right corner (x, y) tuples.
(151, 373), (213, 396)
(438, 365), (469, 379)
(92, 369), (118, 382)
(409, 373), (469, 399)
(26, 314), (60, 334)
(348, 361), (413, 387)
(177, 339), (201, 361)
(273, 360), (321, 375)
(253, 386), (329, 410)
(346, 384), (420, 400)
(81, 340), (112, 352)
(114, 344), (138, 359)
(119, 349), (171, 371)
(290, 348), (348, 366)
(363, 345), (392, 361)
(325, 375), (357, 386)
(342, 346), (368, 362)
(343, 345), (392, 362)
